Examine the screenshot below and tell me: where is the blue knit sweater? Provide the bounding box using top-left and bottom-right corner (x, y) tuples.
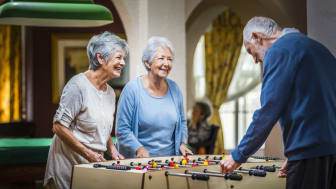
(116, 77), (188, 158)
(232, 31), (336, 162)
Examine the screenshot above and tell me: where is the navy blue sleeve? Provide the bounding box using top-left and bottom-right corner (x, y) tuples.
(231, 47), (298, 163)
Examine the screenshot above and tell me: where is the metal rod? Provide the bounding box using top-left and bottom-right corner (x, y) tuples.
(186, 170), (225, 178)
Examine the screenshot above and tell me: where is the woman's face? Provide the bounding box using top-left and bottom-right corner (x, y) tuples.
(147, 46), (173, 79)
(192, 105), (202, 122)
(103, 50), (126, 79)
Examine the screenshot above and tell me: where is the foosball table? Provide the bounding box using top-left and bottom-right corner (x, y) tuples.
(71, 155), (285, 189)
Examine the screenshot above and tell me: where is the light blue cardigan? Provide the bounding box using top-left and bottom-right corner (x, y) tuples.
(116, 77), (188, 158)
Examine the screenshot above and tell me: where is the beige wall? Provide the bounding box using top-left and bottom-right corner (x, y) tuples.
(307, 0), (336, 56)
(112, 0), (187, 109)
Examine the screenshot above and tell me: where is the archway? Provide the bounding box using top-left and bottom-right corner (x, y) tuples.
(185, 0), (306, 154)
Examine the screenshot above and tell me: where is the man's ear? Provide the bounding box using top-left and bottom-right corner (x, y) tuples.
(96, 53), (105, 65)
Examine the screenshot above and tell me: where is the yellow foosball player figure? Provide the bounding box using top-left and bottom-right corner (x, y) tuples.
(220, 16), (336, 189)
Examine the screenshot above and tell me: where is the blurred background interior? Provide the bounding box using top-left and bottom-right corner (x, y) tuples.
(0, 0), (335, 188)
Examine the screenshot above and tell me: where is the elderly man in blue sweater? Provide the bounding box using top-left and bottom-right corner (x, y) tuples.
(220, 16), (336, 189)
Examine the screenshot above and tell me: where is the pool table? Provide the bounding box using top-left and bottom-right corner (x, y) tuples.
(0, 138), (52, 183)
(0, 137), (117, 185)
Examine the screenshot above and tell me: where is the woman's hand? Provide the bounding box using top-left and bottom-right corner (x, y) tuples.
(278, 158), (288, 178)
(53, 122), (106, 163)
(179, 143), (193, 156)
(86, 149), (106, 163)
(136, 146), (150, 158)
(108, 145), (125, 160)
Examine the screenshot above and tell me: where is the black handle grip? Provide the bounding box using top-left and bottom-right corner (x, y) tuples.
(256, 165), (276, 172)
(106, 165), (131, 170)
(93, 164), (104, 168)
(226, 173), (243, 181)
(249, 170), (266, 177)
(191, 173), (210, 181)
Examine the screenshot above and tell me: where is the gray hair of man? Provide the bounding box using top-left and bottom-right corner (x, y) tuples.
(142, 36), (175, 71)
(87, 31), (129, 70)
(243, 16), (282, 43)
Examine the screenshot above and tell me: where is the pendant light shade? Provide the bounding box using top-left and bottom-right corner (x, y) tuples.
(0, 0), (113, 27)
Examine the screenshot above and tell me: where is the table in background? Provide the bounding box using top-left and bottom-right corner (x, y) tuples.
(0, 138), (52, 184)
(0, 137), (117, 184)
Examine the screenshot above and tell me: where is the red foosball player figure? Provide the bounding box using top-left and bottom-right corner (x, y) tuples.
(136, 163), (142, 170)
(192, 160), (197, 167)
(169, 161), (174, 167)
(184, 155), (190, 163)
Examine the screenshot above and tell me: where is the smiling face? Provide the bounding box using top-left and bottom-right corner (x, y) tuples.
(146, 46), (173, 79)
(101, 50), (127, 79)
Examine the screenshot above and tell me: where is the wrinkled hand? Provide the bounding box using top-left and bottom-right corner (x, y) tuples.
(278, 158), (288, 178)
(86, 150), (106, 163)
(108, 145), (125, 160)
(180, 143), (193, 156)
(136, 146), (150, 158)
(220, 155), (242, 174)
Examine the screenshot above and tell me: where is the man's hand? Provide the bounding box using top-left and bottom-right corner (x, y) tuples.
(136, 146), (150, 158)
(108, 145), (125, 160)
(180, 143), (193, 156)
(278, 158), (288, 178)
(220, 155), (242, 173)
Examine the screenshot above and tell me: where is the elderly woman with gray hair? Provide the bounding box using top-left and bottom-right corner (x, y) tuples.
(116, 36), (192, 158)
(44, 32), (127, 189)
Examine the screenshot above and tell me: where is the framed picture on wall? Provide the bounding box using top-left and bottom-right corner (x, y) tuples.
(51, 33), (128, 104)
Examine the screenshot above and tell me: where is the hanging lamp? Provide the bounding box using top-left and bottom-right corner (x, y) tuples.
(0, 0), (113, 27)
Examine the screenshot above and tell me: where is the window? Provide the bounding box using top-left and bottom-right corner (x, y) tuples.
(220, 84), (262, 149)
(193, 35), (262, 150)
(193, 36), (206, 99)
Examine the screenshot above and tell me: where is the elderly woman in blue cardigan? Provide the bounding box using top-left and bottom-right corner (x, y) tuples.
(116, 36), (192, 158)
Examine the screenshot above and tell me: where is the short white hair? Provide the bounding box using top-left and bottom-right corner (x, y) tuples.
(243, 16), (282, 43)
(87, 31), (128, 70)
(142, 36), (175, 71)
